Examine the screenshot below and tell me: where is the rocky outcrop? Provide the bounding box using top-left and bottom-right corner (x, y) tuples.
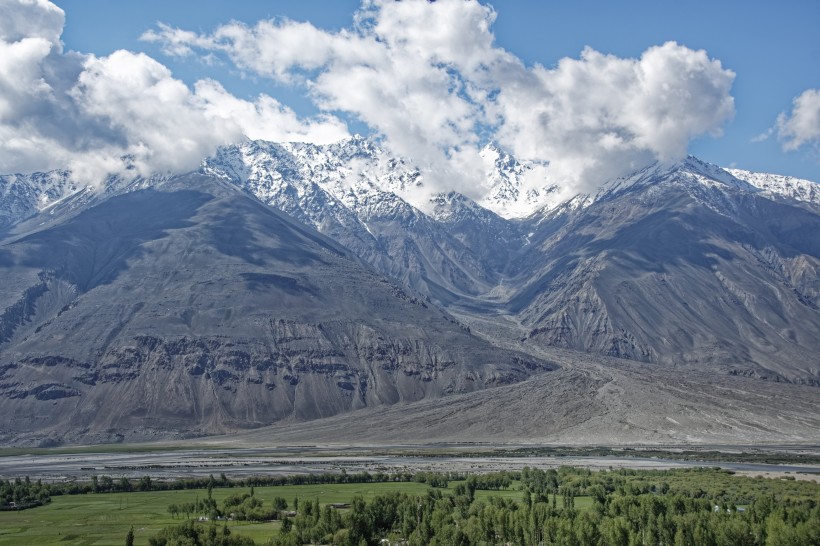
(0, 173), (551, 445)
(511, 165), (820, 384)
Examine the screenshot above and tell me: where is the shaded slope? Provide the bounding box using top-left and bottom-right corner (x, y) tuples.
(0, 174), (551, 446)
(208, 347), (820, 446)
(512, 163), (820, 383)
(204, 140), (517, 304)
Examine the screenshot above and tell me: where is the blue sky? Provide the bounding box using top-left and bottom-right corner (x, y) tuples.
(55, 0), (820, 181)
(4, 0), (819, 189)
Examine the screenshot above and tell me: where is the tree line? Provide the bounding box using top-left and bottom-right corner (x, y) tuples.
(2, 468), (477, 510)
(0, 476), (51, 510)
(163, 481), (816, 546)
(145, 467), (819, 545)
(167, 483), (289, 522)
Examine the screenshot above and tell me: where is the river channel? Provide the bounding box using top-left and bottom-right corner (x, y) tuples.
(1, 447), (818, 482)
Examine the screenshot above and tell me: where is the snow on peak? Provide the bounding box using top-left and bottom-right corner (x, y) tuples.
(670, 156), (818, 206)
(478, 143), (566, 218)
(0, 169), (86, 227)
(202, 136), (428, 215)
(429, 191), (493, 224)
(725, 168), (820, 206)
(203, 136), (820, 228)
(590, 156), (754, 203)
(203, 138), (568, 220)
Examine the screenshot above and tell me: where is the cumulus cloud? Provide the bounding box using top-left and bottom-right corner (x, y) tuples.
(0, 0), (64, 44)
(3, 0), (736, 198)
(143, 0), (511, 197)
(494, 42), (735, 192)
(144, 0), (736, 198)
(0, 0), (348, 184)
(776, 89), (820, 152)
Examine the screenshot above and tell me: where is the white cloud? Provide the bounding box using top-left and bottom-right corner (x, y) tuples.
(144, 0), (736, 199)
(142, 0), (517, 199)
(193, 79), (349, 144)
(494, 42), (735, 192)
(776, 88), (820, 152)
(751, 127), (773, 143)
(0, 0), (64, 44)
(2, 0), (736, 200)
(0, 0), (348, 184)
(139, 22), (213, 58)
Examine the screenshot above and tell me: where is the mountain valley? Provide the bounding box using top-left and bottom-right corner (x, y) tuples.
(0, 138), (818, 446)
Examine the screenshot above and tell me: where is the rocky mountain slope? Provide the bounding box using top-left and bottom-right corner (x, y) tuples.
(510, 158), (820, 383)
(201, 139), (820, 384)
(0, 173), (549, 446)
(225, 346), (820, 446)
(1, 138), (818, 446)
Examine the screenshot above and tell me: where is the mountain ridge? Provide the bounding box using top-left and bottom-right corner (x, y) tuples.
(1, 140), (818, 445)
(0, 173), (552, 446)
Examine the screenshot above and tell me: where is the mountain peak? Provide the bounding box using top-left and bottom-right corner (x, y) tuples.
(476, 143), (566, 218)
(2, 138), (819, 446)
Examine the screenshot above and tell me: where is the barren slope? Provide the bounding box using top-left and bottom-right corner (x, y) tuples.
(223, 346), (820, 446)
(508, 162), (820, 383)
(0, 174), (550, 446)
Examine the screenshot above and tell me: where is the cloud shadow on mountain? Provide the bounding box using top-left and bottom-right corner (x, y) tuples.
(10, 188), (212, 292)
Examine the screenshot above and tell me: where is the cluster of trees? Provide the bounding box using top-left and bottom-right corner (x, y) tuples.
(0, 477), (51, 510)
(148, 521), (255, 546)
(0, 467), (526, 508)
(142, 467), (819, 546)
(222, 490), (288, 522)
(168, 486), (289, 522)
(269, 478), (818, 545)
(2, 463), (813, 544)
(0, 467), (489, 514)
(262, 488), (820, 545)
(18, 469), (469, 501)
(412, 471), (450, 488)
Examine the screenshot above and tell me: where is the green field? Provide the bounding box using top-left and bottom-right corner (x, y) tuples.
(14, 465), (811, 545)
(0, 480), (538, 545)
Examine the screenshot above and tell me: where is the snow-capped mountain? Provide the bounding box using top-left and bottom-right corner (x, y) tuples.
(202, 138), (524, 300)
(513, 155), (820, 384)
(0, 170), (82, 228)
(203, 136), (566, 221)
(586, 156), (820, 209)
(202, 136), (423, 218)
(200, 138), (820, 316)
(726, 168), (820, 206)
(4, 140), (820, 372)
(477, 144), (565, 218)
(0, 170), (173, 232)
(1, 137), (819, 445)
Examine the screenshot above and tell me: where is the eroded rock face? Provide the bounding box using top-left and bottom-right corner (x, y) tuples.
(511, 167), (820, 384)
(2, 146), (819, 447)
(0, 174), (551, 445)
(204, 141), (820, 385)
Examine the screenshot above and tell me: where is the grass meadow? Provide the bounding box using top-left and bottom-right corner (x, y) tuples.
(0, 480), (547, 545)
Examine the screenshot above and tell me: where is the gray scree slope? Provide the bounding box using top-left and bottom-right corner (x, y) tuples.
(0, 174), (549, 446)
